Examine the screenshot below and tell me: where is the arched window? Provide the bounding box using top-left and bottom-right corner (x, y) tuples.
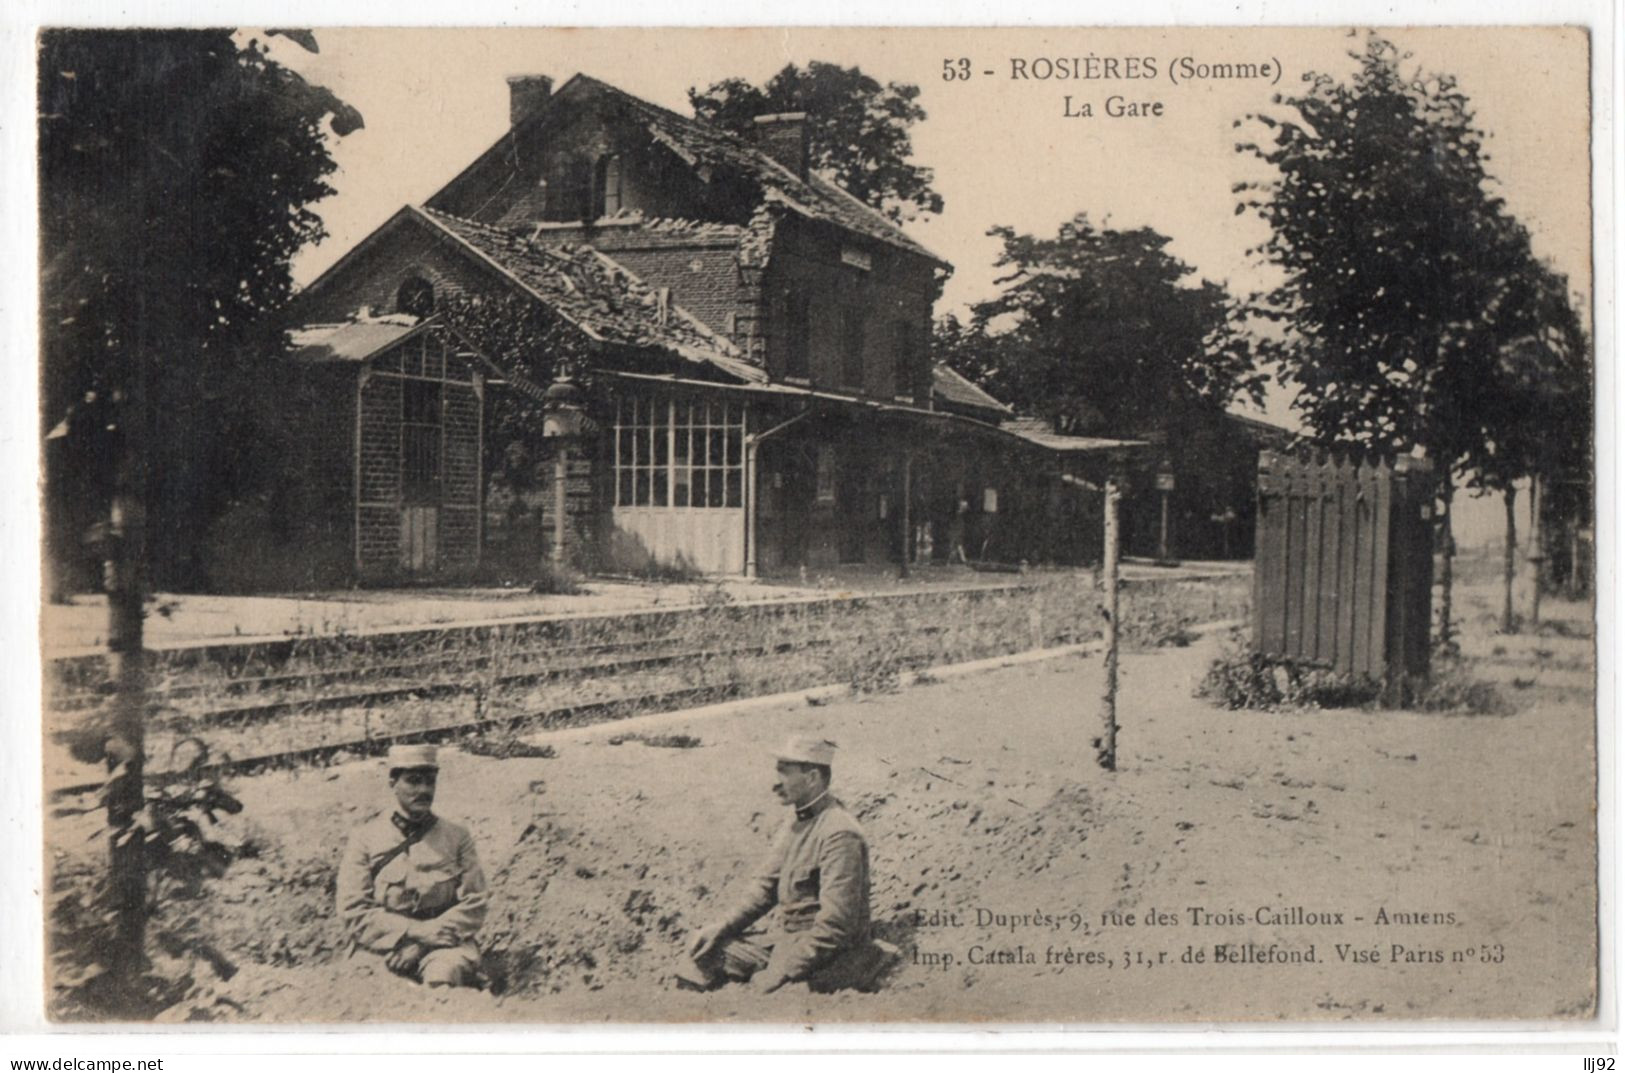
(396, 276), (435, 318)
(594, 154), (623, 218)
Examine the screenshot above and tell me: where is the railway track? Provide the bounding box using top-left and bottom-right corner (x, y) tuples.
(46, 574), (1248, 795)
(57, 636), (830, 727)
(46, 578), (1133, 696)
(46, 623), (1099, 793)
(45, 632), (691, 712)
(47, 639), (1033, 796)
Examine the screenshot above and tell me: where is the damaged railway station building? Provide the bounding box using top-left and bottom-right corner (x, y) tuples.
(276, 73), (1146, 584)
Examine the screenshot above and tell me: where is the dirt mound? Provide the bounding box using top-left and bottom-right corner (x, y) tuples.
(475, 813), (698, 997)
(193, 847), (338, 970)
(44, 598), (1598, 1023)
(155, 958), (501, 1023)
(985, 782), (1097, 876)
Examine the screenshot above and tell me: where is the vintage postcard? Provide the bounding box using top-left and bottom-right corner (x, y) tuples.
(27, 24), (1599, 1028)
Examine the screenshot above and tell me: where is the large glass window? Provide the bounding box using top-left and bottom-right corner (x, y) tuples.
(401, 379), (442, 504)
(615, 395), (745, 509)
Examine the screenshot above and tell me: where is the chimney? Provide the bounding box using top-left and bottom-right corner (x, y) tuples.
(506, 74), (553, 127)
(752, 112), (808, 181)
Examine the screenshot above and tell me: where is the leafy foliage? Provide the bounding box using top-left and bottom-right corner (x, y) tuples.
(1197, 647), (1381, 711)
(939, 215), (1263, 438)
(434, 291), (605, 579)
(688, 61), (943, 222)
(50, 740), (246, 1017)
(935, 217), (1266, 552)
(40, 29), (359, 592)
(1462, 257), (1592, 497)
(1235, 34), (1580, 475)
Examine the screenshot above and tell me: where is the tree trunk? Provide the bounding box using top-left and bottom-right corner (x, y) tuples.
(1528, 474), (1544, 624)
(1502, 486), (1517, 633)
(104, 371), (150, 992)
(1437, 474), (1455, 651)
(1567, 520), (1580, 599)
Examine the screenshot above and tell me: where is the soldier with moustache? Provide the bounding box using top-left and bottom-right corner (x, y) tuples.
(679, 735), (891, 993)
(335, 744), (489, 988)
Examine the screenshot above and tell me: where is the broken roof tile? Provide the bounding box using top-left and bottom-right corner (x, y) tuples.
(571, 76), (944, 266)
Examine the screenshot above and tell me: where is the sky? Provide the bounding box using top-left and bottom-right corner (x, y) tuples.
(263, 26), (1593, 544)
(275, 27), (1591, 330)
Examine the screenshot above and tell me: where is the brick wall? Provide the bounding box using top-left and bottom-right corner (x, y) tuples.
(761, 215), (937, 401)
(440, 369), (483, 571)
(602, 244), (754, 346)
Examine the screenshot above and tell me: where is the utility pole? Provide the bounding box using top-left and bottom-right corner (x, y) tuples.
(1098, 471), (1121, 771)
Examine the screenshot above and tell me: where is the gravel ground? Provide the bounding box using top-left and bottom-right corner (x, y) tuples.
(44, 576), (1595, 1025)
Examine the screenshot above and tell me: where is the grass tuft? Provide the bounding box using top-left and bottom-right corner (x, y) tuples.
(607, 732), (702, 749)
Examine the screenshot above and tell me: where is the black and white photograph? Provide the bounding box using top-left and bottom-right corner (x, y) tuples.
(19, 22), (1602, 1029)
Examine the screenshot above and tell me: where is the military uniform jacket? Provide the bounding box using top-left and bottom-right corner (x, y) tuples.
(336, 811), (489, 954)
(721, 794), (871, 982)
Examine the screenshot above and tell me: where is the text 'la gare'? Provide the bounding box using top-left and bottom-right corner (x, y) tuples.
(1063, 95), (1166, 119)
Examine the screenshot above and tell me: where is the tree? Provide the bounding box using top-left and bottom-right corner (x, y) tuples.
(941, 215), (1263, 435)
(689, 62), (943, 222)
(41, 29), (362, 592)
(1459, 253), (1591, 630)
(1235, 34), (1550, 643)
(936, 215), (1265, 558)
(39, 28), (357, 1010)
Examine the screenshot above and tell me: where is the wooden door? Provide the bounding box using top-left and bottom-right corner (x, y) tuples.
(400, 506), (439, 573)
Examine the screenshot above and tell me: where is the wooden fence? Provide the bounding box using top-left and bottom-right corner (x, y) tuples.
(1253, 451), (1435, 686)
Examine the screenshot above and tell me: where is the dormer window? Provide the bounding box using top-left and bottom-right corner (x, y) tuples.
(396, 277), (435, 318)
(594, 154), (623, 217)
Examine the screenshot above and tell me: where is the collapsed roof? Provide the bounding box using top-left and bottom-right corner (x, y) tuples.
(417, 207), (762, 382)
(427, 74), (947, 268)
(296, 204), (764, 385)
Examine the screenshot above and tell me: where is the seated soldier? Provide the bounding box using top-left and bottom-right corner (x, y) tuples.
(679, 736), (892, 993)
(335, 744), (488, 988)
